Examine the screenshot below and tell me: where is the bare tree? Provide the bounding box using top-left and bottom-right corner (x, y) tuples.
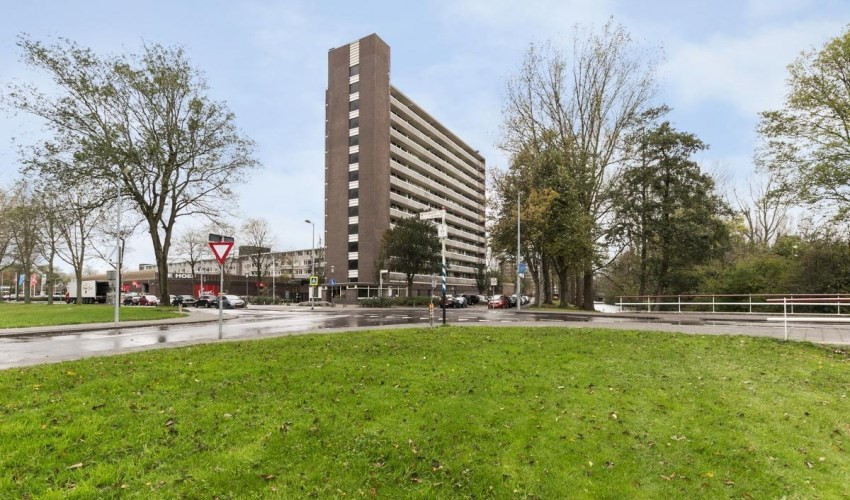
(734, 172), (790, 248)
(7, 181), (42, 303)
(5, 36), (259, 305)
(174, 226), (207, 289)
(501, 21), (658, 310)
(56, 186), (108, 304)
(0, 185), (12, 273)
(240, 218), (276, 282)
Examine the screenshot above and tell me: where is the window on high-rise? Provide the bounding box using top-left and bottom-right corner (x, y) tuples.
(349, 100), (359, 112)
(349, 64), (359, 76)
(349, 135), (359, 147)
(348, 224), (358, 235)
(349, 116), (359, 129)
(348, 188), (358, 199)
(348, 241), (358, 252)
(348, 170), (359, 182)
(349, 81), (360, 94)
(348, 152), (359, 164)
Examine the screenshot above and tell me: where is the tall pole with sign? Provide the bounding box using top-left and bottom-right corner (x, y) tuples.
(209, 234), (234, 339)
(517, 192), (521, 313)
(420, 209), (448, 325)
(305, 219), (315, 310)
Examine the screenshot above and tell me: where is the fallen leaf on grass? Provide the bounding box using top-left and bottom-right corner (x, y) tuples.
(262, 474), (275, 481)
(805, 461), (813, 469)
(165, 419), (175, 427)
(723, 479), (735, 486)
(67, 463), (83, 470)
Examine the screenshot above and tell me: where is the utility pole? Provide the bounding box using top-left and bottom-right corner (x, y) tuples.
(305, 219), (315, 310)
(517, 191), (521, 313)
(114, 174), (122, 325)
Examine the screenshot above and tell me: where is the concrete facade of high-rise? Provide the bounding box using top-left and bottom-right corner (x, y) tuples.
(324, 34), (486, 301)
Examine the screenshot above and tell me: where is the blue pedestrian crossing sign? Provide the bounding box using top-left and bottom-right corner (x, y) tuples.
(329, 278), (336, 285)
(518, 262), (527, 274)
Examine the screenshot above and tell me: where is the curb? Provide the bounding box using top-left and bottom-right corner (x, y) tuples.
(0, 312), (222, 338)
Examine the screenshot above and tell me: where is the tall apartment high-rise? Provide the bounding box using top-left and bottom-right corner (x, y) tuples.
(324, 34), (486, 301)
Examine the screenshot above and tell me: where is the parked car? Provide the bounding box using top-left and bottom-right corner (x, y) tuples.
(195, 294), (215, 308)
(123, 292), (141, 306)
(138, 294), (159, 306)
(172, 295), (196, 306)
(508, 295), (518, 308)
(462, 294), (481, 305)
(210, 294), (247, 309)
(439, 295), (455, 309)
(489, 295), (508, 309)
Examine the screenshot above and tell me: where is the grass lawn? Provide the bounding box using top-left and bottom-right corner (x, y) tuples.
(0, 303), (186, 329)
(1, 327), (848, 497)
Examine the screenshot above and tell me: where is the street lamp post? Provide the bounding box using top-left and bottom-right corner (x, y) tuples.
(305, 219), (315, 310)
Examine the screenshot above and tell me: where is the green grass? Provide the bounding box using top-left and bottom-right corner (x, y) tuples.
(1, 327), (848, 497)
(0, 303), (186, 328)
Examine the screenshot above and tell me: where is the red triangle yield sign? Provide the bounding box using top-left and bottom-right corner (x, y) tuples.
(209, 241), (234, 266)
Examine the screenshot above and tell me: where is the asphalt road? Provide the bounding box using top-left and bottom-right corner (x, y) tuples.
(1, 306), (848, 369)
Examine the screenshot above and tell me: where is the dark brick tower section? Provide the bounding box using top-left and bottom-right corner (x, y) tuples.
(356, 35), (391, 285)
(325, 42), (350, 293)
(325, 34), (390, 298)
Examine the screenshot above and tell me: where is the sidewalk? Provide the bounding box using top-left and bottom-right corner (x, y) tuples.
(0, 309), (219, 338)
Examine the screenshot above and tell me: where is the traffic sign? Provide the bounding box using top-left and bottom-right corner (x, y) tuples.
(329, 278), (336, 286)
(209, 241), (234, 265)
(490, 277), (497, 286)
(518, 262), (527, 274)
(437, 224), (448, 239)
(420, 209), (446, 221)
(309, 275), (319, 286)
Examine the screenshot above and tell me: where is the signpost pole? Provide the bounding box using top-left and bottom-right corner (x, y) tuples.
(517, 192), (521, 313)
(218, 262), (224, 339)
(441, 212), (447, 326)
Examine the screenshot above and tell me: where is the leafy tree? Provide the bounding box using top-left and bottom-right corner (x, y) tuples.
(379, 217), (441, 296)
(5, 36), (258, 305)
(474, 262), (487, 294)
(501, 21), (659, 310)
(758, 26), (850, 222)
(610, 121), (729, 297)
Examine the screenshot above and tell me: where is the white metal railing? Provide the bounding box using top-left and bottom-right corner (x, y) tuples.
(617, 293), (850, 315)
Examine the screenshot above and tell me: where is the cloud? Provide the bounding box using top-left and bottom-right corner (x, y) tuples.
(660, 19), (844, 116)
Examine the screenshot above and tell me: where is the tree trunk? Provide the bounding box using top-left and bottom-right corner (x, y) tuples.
(582, 268), (595, 311)
(542, 257), (552, 305)
(47, 252), (55, 305)
(75, 268), (84, 305)
(558, 267), (569, 308)
(572, 271), (581, 306)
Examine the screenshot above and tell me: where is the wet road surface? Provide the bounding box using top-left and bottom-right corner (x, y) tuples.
(2, 307), (848, 369)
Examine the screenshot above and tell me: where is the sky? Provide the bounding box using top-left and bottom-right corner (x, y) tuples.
(1, 0), (847, 271)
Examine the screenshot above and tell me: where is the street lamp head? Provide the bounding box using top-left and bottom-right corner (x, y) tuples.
(305, 219), (312, 224)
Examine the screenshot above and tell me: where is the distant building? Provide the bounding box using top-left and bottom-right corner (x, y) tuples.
(82, 247), (325, 301)
(324, 34), (487, 301)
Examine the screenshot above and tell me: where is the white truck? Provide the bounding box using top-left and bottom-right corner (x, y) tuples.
(66, 280), (110, 304)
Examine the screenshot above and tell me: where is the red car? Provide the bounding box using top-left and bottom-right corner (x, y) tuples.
(488, 295), (508, 309)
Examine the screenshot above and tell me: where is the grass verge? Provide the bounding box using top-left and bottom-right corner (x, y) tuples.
(0, 303), (186, 329)
(1, 327), (848, 497)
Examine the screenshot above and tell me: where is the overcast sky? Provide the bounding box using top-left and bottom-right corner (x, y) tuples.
(1, 0), (847, 271)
